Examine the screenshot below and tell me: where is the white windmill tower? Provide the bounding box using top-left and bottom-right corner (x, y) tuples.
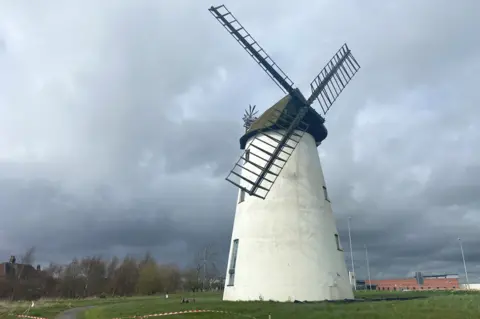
(209, 5), (361, 301)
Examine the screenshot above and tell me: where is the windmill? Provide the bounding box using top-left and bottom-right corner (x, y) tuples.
(209, 6), (360, 200)
(209, 5), (360, 301)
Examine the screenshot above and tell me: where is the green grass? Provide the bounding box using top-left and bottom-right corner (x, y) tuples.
(3, 291), (480, 319)
(0, 296), (151, 319)
(83, 291), (480, 319)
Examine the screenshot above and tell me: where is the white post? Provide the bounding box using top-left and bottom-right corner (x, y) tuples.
(458, 237), (470, 289)
(347, 217), (356, 290)
(364, 244), (372, 290)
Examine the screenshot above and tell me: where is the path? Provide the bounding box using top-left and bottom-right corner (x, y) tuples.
(55, 306), (94, 319)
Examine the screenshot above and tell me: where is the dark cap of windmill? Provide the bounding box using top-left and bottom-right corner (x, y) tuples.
(239, 93), (328, 149)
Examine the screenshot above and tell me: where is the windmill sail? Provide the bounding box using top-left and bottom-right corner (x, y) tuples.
(210, 5), (360, 200)
(307, 44), (361, 115)
(225, 107), (309, 199)
(209, 5), (295, 94)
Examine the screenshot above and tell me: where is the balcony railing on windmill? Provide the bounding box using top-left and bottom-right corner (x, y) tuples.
(309, 44), (361, 115)
(225, 109), (309, 199)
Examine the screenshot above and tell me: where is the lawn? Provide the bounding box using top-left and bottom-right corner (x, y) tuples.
(2, 291), (480, 319)
(0, 296), (151, 319)
(83, 291), (480, 319)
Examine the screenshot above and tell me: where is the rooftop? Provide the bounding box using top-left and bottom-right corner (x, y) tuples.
(239, 90), (328, 149)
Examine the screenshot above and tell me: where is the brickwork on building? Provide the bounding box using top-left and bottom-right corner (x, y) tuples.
(368, 277), (460, 291)
(0, 263), (6, 277)
(0, 262), (38, 280)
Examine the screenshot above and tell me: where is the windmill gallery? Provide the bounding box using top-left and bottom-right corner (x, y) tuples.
(209, 5), (361, 302)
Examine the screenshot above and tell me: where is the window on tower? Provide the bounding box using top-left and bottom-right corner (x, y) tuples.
(227, 239), (239, 286)
(239, 190), (245, 203)
(335, 234), (343, 251)
(323, 186), (330, 202)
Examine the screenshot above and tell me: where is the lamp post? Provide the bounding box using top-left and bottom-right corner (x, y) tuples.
(458, 237), (470, 289)
(364, 244), (372, 290)
(347, 217), (356, 290)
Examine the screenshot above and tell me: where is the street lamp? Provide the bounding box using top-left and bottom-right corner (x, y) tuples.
(347, 217), (356, 290)
(364, 244), (372, 290)
(458, 237), (470, 289)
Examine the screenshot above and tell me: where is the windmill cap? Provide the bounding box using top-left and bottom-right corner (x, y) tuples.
(239, 94), (328, 149)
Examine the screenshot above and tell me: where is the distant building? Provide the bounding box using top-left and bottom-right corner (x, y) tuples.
(0, 256), (45, 300)
(355, 279), (377, 290)
(367, 273), (460, 291)
(0, 256), (41, 280)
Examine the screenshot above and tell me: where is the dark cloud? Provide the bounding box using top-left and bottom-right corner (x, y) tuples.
(0, 0), (479, 284)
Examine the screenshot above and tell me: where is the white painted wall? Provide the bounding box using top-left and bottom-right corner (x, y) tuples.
(223, 130), (353, 301)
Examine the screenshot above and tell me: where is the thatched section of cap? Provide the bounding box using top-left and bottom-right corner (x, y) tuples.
(239, 94), (328, 149)
(246, 95), (291, 133)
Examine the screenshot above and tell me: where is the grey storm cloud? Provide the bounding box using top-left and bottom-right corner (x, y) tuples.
(0, 0), (479, 282)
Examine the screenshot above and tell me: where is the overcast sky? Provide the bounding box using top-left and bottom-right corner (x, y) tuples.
(0, 0), (479, 282)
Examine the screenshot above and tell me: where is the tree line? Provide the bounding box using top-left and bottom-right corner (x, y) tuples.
(0, 246), (224, 300)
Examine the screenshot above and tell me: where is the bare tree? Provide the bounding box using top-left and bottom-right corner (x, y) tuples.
(106, 256), (119, 296)
(190, 244), (220, 292)
(2, 248), (224, 300)
(111, 256), (138, 296)
(158, 263), (181, 293)
(202, 244), (220, 291)
(138, 251), (155, 269)
(137, 261), (161, 295)
(9, 246), (37, 300)
(20, 247), (36, 265)
(61, 258), (83, 298)
(80, 256), (106, 297)
(43, 263), (63, 297)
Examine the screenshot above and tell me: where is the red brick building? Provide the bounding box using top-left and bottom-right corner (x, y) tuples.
(0, 256), (45, 299)
(368, 274), (460, 291)
(0, 256), (40, 280)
